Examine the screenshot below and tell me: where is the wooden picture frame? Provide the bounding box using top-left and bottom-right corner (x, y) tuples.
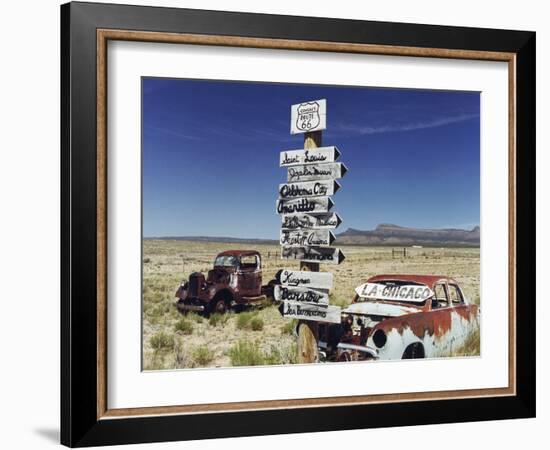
(61, 1), (535, 446)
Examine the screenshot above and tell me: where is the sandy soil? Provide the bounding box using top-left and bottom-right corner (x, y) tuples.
(142, 240), (480, 370)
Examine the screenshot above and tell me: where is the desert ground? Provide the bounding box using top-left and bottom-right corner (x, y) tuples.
(142, 240), (480, 370)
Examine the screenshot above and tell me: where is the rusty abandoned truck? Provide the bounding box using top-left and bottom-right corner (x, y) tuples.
(175, 250), (275, 315)
(319, 274), (480, 361)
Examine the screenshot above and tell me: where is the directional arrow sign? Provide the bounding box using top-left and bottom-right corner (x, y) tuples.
(281, 246), (346, 265)
(287, 163), (348, 182)
(278, 269), (333, 290)
(276, 197), (333, 215)
(278, 180), (340, 199)
(281, 212), (342, 230)
(282, 300), (341, 323)
(280, 146), (340, 167)
(280, 229), (335, 247)
(274, 285), (329, 305)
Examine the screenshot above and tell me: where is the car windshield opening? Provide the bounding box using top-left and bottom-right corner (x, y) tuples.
(214, 256), (239, 267)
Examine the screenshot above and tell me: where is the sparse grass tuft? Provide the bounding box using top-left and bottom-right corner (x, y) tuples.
(228, 340), (266, 366)
(228, 339), (296, 366)
(236, 312), (255, 330)
(174, 318), (194, 335)
(235, 312), (264, 331)
(192, 346), (215, 366)
(452, 328), (480, 356)
(149, 332), (175, 352)
(208, 313), (229, 327)
(264, 343), (298, 365)
(250, 317), (264, 331)
(188, 312), (204, 324)
(281, 319), (298, 335)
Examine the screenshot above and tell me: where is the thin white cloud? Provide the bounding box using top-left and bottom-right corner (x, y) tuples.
(335, 113), (479, 135)
(146, 125), (203, 141)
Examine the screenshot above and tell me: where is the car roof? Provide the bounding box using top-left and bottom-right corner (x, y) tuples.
(216, 250), (260, 257)
(366, 274), (457, 288)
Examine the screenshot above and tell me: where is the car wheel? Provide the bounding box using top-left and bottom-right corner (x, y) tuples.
(402, 343), (425, 359)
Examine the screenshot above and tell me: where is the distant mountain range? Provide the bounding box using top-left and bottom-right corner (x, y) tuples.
(144, 235), (278, 244)
(336, 223), (479, 247)
(147, 223), (480, 247)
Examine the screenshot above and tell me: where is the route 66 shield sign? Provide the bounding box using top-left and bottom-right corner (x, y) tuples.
(291, 99), (327, 134)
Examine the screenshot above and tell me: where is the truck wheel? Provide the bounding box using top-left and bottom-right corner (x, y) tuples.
(212, 298), (227, 315)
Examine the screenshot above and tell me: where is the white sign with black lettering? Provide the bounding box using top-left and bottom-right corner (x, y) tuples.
(290, 99), (327, 135)
(282, 301), (341, 323)
(355, 283), (435, 303)
(281, 246), (346, 265)
(279, 269), (333, 290)
(280, 146), (340, 167)
(278, 180), (340, 199)
(287, 163), (348, 182)
(281, 212), (342, 230)
(274, 285), (329, 305)
(280, 229), (335, 247)
(276, 197), (333, 215)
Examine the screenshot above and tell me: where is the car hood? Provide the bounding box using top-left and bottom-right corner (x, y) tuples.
(342, 301), (421, 317)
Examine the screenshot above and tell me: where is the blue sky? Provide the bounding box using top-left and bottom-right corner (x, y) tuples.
(142, 78), (480, 239)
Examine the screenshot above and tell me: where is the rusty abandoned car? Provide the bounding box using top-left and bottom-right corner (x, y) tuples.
(175, 250), (275, 315)
(319, 274), (480, 362)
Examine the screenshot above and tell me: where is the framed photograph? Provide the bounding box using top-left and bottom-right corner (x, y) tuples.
(61, 1), (535, 447)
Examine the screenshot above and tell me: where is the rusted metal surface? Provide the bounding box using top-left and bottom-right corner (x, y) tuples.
(322, 274), (480, 361)
(175, 250), (271, 315)
(367, 273), (457, 288)
(215, 249), (261, 258)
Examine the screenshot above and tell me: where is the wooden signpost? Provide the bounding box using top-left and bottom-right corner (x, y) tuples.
(275, 99), (347, 363)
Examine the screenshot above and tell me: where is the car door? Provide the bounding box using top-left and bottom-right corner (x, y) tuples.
(447, 282), (479, 352)
(424, 282), (453, 357)
(238, 255), (261, 298)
